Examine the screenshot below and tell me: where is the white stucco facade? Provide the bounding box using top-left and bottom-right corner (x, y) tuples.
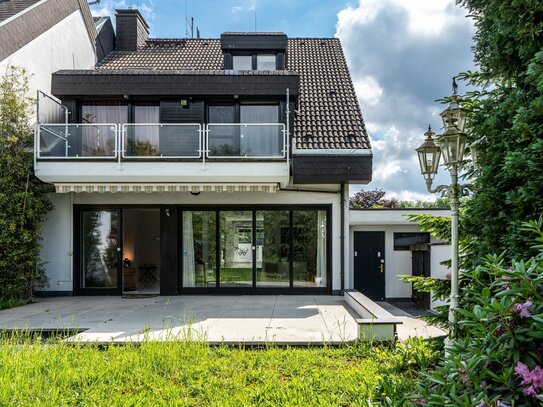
(0, 10), (95, 102)
(349, 209), (451, 309)
(39, 185), (345, 294)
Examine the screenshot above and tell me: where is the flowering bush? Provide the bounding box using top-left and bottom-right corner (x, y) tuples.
(411, 218), (543, 406)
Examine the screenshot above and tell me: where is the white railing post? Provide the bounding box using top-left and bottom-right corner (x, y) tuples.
(202, 124), (207, 169)
(118, 124), (124, 169)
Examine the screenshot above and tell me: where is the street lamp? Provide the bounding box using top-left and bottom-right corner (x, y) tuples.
(415, 78), (473, 344)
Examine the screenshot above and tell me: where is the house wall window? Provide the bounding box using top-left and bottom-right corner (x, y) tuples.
(180, 207), (329, 291)
(393, 232), (430, 250)
(79, 102), (128, 156)
(232, 53), (277, 70)
(257, 54), (276, 70)
(232, 55), (253, 70)
(128, 103), (160, 156)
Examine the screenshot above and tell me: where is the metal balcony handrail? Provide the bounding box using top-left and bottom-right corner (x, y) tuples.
(36, 123), (118, 160)
(36, 122), (288, 161)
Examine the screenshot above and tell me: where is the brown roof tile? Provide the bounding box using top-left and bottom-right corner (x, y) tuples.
(96, 37), (370, 150)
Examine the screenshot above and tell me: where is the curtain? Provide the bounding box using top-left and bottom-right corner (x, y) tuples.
(183, 212), (195, 287)
(316, 211), (327, 287)
(240, 105), (280, 156)
(133, 104), (160, 156)
(80, 102), (128, 157)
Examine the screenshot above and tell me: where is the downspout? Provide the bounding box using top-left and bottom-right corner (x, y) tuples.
(340, 182), (345, 293)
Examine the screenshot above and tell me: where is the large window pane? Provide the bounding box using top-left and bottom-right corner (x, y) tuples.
(220, 211), (253, 287)
(292, 210), (327, 287)
(256, 211), (289, 287)
(80, 102), (127, 157)
(240, 105), (280, 156)
(233, 55), (252, 70)
(128, 104), (160, 156)
(208, 105), (238, 156)
(257, 54), (276, 70)
(81, 210), (119, 288)
(182, 211), (216, 288)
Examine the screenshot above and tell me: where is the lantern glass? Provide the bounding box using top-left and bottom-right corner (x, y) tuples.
(440, 95), (468, 132)
(438, 131), (467, 166)
(416, 128), (441, 180)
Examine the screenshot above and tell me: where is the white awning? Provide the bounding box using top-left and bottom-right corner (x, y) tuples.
(54, 183), (279, 194)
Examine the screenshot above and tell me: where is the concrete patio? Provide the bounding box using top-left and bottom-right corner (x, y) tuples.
(0, 296), (445, 344)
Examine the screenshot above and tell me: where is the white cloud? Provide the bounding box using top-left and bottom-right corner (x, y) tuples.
(91, 0), (155, 33)
(338, 0), (475, 200)
(353, 76), (383, 106)
(232, 0), (257, 13)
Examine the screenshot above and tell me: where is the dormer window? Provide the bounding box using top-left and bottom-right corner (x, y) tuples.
(233, 55), (253, 70)
(257, 54), (276, 70)
(232, 53), (277, 70)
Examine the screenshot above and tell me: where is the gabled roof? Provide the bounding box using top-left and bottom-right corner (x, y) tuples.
(95, 37), (370, 150)
(0, 0), (98, 62)
(0, 0), (40, 22)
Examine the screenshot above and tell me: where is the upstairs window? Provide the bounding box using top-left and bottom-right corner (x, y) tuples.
(257, 54), (276, 70)
(231, 54), (277, 70)
(233, 55), (253, 70)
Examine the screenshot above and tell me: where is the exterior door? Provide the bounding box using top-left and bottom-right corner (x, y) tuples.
(75, 209), (122, 295)
(353, 231), (385, 301)
(411, 248), (431, 308)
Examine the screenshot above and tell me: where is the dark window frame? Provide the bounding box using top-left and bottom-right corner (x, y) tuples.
(393, 232), (430, 251)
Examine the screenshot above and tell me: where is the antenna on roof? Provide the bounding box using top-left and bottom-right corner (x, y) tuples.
(184, 0), (197, 38)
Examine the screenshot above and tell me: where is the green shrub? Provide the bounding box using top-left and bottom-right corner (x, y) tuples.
(0, 66), (52, 308)
(410, 217), (543, 405)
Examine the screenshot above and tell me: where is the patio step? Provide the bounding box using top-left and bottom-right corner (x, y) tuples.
(344, 289), (402, 342)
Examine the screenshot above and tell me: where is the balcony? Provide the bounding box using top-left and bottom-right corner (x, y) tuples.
(35, 123), (289, 187)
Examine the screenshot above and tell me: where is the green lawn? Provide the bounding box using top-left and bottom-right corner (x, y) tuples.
(0, 334), (437, 406)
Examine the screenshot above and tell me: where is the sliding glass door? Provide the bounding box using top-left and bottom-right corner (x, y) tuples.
(78, 209), (122, 293)
(180, 207), (329, 292)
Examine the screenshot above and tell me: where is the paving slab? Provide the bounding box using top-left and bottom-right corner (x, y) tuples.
(0, 295), (445, 344)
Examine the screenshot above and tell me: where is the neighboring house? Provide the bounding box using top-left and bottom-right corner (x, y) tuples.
(34, 9), (373, 296)
(0, 0), (100, 105)
(350, 209), (451, 311)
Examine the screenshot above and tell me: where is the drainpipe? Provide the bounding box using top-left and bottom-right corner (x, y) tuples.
(340, 182), (345, 293)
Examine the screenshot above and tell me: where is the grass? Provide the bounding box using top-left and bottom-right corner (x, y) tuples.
(0, 333), (439, 406)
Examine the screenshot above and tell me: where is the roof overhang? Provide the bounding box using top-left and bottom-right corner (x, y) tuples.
(292, 149), (372, 184)
(51, 70), (299, 97)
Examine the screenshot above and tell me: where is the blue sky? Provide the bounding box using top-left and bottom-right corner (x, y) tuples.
(91, 0), (476, 201)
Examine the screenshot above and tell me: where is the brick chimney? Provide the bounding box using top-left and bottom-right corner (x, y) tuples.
(115, 9), (149, 51)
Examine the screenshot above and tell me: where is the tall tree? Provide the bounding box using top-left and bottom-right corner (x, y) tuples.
(0, 67), (52, 308)
(458, 0), (543, 259)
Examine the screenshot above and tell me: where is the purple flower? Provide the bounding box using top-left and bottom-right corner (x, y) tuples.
(495, 325), (506, 337)
(476, 402), (486, 407)
(515, 362), (543, 398)
(497, 402), (509, 407)
(502, 284), (510, 290)
(512, 300), (532, 318)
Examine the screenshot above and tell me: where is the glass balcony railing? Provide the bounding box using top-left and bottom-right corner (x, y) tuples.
(122, 124), (201, 158)
(207, 123), (286, 158)
(36, 123), (287, 161)
(37, 124), (118, 159)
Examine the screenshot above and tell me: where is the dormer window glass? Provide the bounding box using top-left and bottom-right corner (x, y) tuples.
(233, 55), (253, 70)
(257, 54), (276, 70)
(231, 54), (277, 70)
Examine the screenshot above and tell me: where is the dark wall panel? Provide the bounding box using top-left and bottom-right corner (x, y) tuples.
(292, 154), (372, 184)
(161, 100), (204, 123)
(160, 206), (178, 295)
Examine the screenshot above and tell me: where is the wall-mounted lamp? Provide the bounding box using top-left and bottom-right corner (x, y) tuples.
(123, 94), (131, 100)
(180, 99), (189, 107)
(165, 208), (171, 217)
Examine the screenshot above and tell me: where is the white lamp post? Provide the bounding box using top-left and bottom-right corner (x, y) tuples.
(416, 78), (473, 346)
